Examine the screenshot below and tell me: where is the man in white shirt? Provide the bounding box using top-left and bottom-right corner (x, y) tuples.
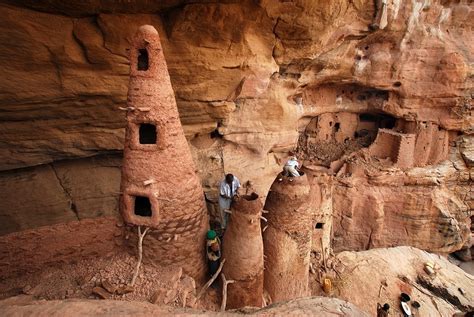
(218, 173), (240, 230)
(283, 156), (301, 177)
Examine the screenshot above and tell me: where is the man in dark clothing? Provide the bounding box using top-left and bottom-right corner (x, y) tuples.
(206, 230), (221, 277)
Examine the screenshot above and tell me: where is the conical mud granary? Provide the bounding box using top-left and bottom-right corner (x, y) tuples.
(120, 25), (208, 281)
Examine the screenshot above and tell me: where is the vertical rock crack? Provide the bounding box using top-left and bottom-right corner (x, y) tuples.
(50, 164), (79, 220)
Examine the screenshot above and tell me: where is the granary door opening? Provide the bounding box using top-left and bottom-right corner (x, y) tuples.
(134, 196), (152, 217)
(137, 48), (149, 71)
(139, 123), (157, 144)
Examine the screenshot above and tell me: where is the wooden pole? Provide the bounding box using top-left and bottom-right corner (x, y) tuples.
(220, 273), (235, 311)
(130, 226), (150, 286)
(197, 259), (226, 300)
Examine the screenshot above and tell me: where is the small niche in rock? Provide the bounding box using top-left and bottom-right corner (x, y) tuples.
(139, 123), (157, 144)
(334, 122), (340, 132)
(134, 196), (152, 217)
(137, 49), (149, 71)
(393, 81), (402, 87)
(315, 223), (324, 229)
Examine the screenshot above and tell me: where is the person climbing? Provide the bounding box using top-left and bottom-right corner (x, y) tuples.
(206, 230), (221, 277)
(377, 303), (390, 317)
(283, 156), (301, 178)
(218, 173), (240, 230)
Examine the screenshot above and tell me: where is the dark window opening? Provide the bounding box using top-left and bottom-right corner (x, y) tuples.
(334, 122), (340, 132)
(137, 49), (149, 71)
(139, 123), (157, 144)
(315, 222), (324, 229)
(358, 113), (396, 129)
(380, 117), (396, 129)
(393, 81), (402, 87)
(359, 113), (378, 122)
(134, 196), (152, 217)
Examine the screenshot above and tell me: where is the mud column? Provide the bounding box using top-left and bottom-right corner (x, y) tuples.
(263, 174), (313, 302)
(222, 193), (264, 309)
(119, 25), (208, 281)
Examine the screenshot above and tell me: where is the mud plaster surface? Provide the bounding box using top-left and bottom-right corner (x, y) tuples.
(222, 194), (264, 309)
(119, 26), (208, 282)
(263, 175), (313, 303)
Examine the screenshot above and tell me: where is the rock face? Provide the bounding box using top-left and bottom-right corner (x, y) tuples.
(0, 1), (472, 258)
(263, 174), (313, 303)
(334, 246), (474, 316)
(330, 147), (472, 254)
(119, 25), (208, 281)
(222, 193), (264, 309)
(0, 216), (120, 278)
(0, 155), (121, 235)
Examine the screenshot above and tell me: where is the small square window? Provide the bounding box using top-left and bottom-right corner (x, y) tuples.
(315, 222), (324, 229)
(134, 196), (152, 217)
(139, 124), (157, 144)
(137, 49), (149, 71)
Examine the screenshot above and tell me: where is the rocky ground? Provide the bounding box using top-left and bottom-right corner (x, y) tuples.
(1, 238), (472, 316)
(0, 296), (369, 316)
(309, 246), (474, 316)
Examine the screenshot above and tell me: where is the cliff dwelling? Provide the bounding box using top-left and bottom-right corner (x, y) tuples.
(0, 1), (472, 317)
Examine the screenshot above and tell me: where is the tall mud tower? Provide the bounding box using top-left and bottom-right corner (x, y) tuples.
(263, 174), (313, 302)
(120, 25), (208, 281)
(222, 193), (264, 309)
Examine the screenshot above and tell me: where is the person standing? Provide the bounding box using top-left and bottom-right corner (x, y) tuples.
(218, 173), (240, 230)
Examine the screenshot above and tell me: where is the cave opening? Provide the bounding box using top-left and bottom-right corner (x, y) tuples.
(134, 196), (152, 217)
(315, 223), (324, 229)
(137, 49), (149, 71)
(358, 113), (396, 130)
(139, 123), (157, 144)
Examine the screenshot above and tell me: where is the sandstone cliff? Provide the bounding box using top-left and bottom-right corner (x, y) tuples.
(0, 1), (472, 256)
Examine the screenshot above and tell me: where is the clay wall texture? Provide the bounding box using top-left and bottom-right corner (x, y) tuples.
(263, 175), (313, 302)
(368, 129), (416, 168)
(119, 26), (208, 281)
(222, 193), (264, 309)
